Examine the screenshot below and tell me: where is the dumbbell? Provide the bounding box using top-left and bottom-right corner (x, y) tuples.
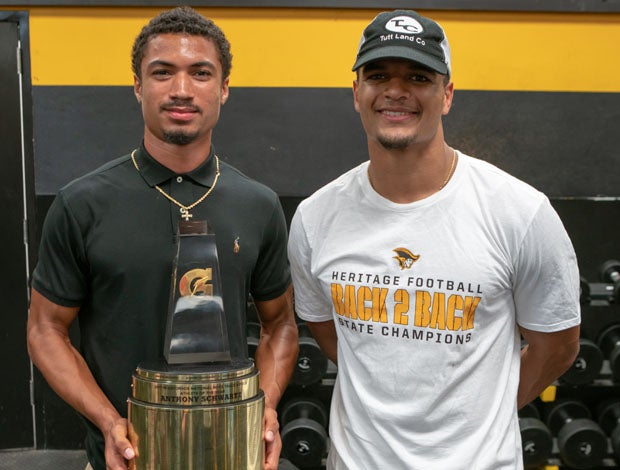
(291, 323), (328, 387)
(598, 324), (620, 383)
(246, 321), (261, 360)
(519, 403), (553, 467)
(546, 400), (608, 469)
(560, 338), (604, 385)
(597, 400), (620, 463)
(599, 259), (620, 303)
(280, 396), (329, 468)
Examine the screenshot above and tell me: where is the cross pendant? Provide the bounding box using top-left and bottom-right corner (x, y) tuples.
(180, 208), (193, 221)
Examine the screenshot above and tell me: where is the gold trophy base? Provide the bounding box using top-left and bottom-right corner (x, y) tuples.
(127, 359), (264, 470)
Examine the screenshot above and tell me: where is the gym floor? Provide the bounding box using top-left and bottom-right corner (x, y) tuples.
(0, 449), (87, 470)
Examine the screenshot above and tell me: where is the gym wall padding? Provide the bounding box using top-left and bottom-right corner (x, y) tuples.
(24, 7), (620, 198)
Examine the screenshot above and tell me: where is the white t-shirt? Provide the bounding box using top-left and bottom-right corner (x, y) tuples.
(287, 153), (580, 470)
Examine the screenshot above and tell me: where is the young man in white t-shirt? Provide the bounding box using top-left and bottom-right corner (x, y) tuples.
(287, 9), (580, 470)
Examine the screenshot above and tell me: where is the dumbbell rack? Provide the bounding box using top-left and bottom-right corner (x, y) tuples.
(276, 317), (335, 470)
(526, 267), (620, 470)
(246, 303), (333, 470)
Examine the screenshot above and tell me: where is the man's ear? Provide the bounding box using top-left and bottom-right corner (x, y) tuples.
(442, 81), (454, 116)
(353, 79), (360, 113)
(133, 75), (142, 104)
(220, 77), (230, 105)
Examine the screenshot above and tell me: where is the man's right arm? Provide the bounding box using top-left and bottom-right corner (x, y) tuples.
(27, 289), (135, 469)
(306, 320), (338, 366)
(287, 206), (339, 366)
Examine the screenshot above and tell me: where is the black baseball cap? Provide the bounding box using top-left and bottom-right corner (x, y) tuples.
(352, 10), (451, 76)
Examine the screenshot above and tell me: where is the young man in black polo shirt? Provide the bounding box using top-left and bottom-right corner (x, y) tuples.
(27, 7), (298, 470)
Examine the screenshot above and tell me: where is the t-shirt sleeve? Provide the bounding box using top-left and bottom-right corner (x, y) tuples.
(31, 191), (89, 307)
(249, 197), (291, 301)
(513, 197), (581, 332)
(287, 207), (334, 322)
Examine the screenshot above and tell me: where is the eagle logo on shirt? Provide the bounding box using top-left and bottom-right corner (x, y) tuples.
(393, 247), (420, 270)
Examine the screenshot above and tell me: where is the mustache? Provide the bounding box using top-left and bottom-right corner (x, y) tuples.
(161, 100), (201, 113)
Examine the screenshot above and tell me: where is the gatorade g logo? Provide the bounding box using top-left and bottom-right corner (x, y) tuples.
(393, 247), (420, 270)
(385, 16), (424, 35)
(179, 268), (213, 296)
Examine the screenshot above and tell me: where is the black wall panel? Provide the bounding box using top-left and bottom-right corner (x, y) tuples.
(33, 86), (620, 198)
(443, 91), (620, 198)
(32, 86), (144, 195)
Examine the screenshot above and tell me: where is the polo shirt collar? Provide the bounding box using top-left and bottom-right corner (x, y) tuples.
(133, 143), (218, 188)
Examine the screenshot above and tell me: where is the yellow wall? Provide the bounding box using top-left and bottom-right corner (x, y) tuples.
(9, 6), (620, 91)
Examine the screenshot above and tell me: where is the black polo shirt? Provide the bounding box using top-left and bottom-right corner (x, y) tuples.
(31, 144), (290, 470)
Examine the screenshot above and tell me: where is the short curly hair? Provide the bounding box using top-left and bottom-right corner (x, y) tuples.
(131, 6), (232, 81)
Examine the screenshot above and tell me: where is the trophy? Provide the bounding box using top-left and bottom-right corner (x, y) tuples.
(127, 220), (264, 469)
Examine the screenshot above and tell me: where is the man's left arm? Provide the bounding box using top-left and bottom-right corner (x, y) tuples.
(254, 284), (299, 470)
(518, 325), (580, 409)
(514, 198), (581, 409)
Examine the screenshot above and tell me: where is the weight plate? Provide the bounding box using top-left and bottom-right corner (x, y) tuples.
(557, 419), (607, 469)
(560, 338), (603, 385)
(598, 324), (620, 383)
(291, 336), (328, 386)
(519, 417), (552, 467)
(519, 403), (540, 420)
(597, 400), (620, 435)
(281, 417), (328, 468)
(599, 259), (620, 283)
(281, 396), (328, 428)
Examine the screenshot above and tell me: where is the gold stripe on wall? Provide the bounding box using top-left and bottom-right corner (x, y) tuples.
(23, 7), (620, 91)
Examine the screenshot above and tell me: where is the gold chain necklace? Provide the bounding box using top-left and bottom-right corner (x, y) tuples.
(439, 149), (458, 191)
(130, 149), (220, 221)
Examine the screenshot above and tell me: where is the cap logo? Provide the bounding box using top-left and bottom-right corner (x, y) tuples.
(385, 16), (424, 35)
